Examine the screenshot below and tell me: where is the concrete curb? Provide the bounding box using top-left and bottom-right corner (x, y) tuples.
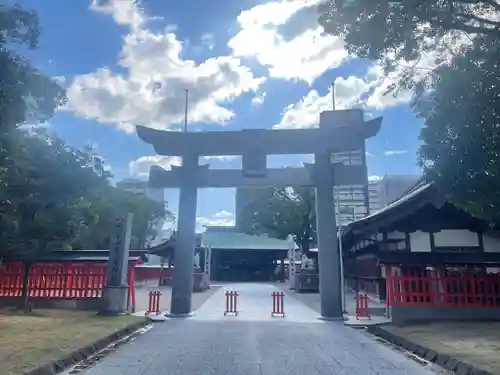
(367, 325), (494, 375)
(24, 318), (150, 375)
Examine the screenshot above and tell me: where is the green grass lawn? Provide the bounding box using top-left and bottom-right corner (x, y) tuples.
(0, 308), (144, 375)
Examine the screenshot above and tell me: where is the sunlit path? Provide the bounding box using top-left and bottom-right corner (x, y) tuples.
(76, 283), (448, 375)
(193, 283), (321, 323)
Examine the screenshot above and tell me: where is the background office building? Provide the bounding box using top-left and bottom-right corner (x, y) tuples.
(235, 150), (420, 230)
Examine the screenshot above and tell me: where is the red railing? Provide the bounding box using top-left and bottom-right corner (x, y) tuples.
(386, 272), (500, 308)
(0, 262), (23, 297)
(224, 290), (239, 316)
(0, 261), (134, 301)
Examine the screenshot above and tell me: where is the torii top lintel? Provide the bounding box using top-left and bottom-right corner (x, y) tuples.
(136, 110), (382, 157)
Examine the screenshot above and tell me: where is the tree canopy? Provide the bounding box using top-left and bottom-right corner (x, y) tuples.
(319, 0), (500, 93)
(0, 4), (173, 259)
(415, 35), (500, 223)
(238, 187), (316, 253)
(319, 0), (500, 224)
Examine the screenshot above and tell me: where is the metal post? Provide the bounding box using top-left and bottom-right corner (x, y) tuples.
(184, 89), (189, 133)
(331, 82), (336, 110)
(335, 188), (346, 313)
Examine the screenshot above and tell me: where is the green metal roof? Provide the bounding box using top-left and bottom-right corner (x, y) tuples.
(201, 231), (294, 251)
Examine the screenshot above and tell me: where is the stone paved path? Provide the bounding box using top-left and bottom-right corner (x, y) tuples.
(78, 283), (448, 375)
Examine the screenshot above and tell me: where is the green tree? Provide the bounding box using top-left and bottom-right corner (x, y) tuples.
(415, 35), (500, 224)
(319, 0), (500, 224)
(0, 4), (66, 181)
(0, 4), (66, 253)
(0, 129), (110, 258)
(238, 187), (316, 253)
(318, 0), (500, 95)
(76, 185), (174, 250)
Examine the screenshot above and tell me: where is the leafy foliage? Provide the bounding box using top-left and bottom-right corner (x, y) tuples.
(238, 187), (316, 253)
(75, 184), (174, 250)
(0, 4), (174, 259)
(1, 128), (173, 257)
(319, 0), (500, 224)
(318, 0), (500, 95)
(416, 35), (500, 224)
(0, 4), (66, 185)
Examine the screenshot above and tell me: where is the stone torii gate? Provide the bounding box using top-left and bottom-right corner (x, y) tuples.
(136, 109), (381, 319)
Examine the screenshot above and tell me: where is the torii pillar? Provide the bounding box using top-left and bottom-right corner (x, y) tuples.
(167, 153), (199, 316)
(313, 148), (342, 318)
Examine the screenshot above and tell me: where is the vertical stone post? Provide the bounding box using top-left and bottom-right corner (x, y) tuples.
(313, 150), (343, 319)
(100, 213), (133, 316)
(288, 246), (296, 290)
(285, 235), (294, 285)
(168, 153), (198, 317)
(205, 246), (211, 280)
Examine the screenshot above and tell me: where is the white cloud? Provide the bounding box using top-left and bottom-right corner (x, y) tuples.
(53, 76), (66, 85)
(275, 75), (372, 129)
(64, 0), (265, 132)
(383, 150), (407, 156)
(229, 0), (348, 84)
(214, 210), (234, 218)
(129, 155), (181, 177)
(200, 33), (215, 50)
(201, 155), (239, 162)
(368, 175), (382, 182)
(129, 154), (239, 177)
(251, 92), (267, 107)
(274, 13), (477, 128)
(196, 215), (235, 232)
(90, 0), (148, 31)
(365, 151), (374, 157)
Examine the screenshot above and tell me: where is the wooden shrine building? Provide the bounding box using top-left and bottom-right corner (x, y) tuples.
(342, 180), (500, 324)
(201, 227), (294, 282)
(143, 227), (294, 285)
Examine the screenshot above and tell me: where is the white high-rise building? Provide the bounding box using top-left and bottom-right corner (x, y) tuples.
(367, 174), (421, 214)
(116, 178), (165, 203)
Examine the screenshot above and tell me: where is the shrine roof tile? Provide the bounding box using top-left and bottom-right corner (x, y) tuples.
(201, 232), (295, 251)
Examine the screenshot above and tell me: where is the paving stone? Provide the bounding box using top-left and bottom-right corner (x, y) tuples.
(76, 283), (448, 375)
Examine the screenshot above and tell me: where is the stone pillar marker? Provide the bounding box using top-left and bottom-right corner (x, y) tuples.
(100, 213), (133, 316)
(205, 246), (211, 280)
(312, 150), (343, 319)
(168, 153), (199, 317)
(287, 235), (296, 290)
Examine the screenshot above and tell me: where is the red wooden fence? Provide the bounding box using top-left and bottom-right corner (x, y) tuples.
(386, 272), (500, 308)
(0, 261), (134, 301)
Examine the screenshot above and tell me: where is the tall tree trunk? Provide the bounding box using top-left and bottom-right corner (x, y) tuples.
(21, 261), (32, 312)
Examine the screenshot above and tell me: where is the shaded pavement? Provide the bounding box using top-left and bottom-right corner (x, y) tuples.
(78, 283), (448, 375)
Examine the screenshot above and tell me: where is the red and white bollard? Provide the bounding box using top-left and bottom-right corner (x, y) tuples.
(271, 291), (286, 317)
(355, 292), (371, 320)
(146, 290), (161, 316)
(224, 290), (239, 316)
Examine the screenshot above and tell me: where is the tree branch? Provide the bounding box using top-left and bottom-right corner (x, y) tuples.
(455, 12), (500, 28)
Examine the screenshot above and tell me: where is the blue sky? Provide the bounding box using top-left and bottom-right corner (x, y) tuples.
(22, 0), (423, 230)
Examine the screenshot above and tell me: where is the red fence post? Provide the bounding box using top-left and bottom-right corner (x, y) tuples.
(146, 290), (161, 316)
(355, 292), (371, 320)
(271, 291), (286, 317)
(224, 290), (239, 316)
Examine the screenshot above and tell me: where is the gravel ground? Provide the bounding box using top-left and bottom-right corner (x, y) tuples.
(77, 283), (449, 375)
